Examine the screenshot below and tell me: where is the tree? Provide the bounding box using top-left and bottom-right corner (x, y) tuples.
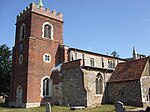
(0, 44), (12, 97)
(111, 51), (119, 58)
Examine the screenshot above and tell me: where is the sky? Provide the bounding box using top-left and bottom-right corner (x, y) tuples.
(1, 0), (150, 58)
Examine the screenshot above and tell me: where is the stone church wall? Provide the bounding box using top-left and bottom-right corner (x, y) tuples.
(68, 49), (125, 69)
(52, 82), (64, 105)
(140, 61), (150, 105)
(62, 60), (87, 106)
(140, 77), (150, 104)
(82, 69), (103, 107)
(108, 80), (143, 106)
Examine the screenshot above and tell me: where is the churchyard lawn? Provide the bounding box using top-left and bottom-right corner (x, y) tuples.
(0, 103), (136, 112)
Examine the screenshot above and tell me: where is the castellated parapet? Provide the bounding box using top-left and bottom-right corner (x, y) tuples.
(17, 2), (63, 22)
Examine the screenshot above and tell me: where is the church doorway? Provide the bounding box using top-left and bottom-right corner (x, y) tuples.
(16, 85), (23, 107)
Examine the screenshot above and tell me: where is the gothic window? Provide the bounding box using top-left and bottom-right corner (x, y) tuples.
(43, 78), (49, 96)
(44, 24), (51, 38)
(19, 23), (26, 41)
(43, 54), (51, 63)
(108, 60), (115, 69)
(96, 73), (103, 94)
(41, 77), (52, 97)
(42, 22), (53, 40)
(19, 55), (23, 64)
(90, 58), (94, 67)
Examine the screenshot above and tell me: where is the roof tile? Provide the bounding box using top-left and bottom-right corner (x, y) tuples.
(109, 58), (148, 82)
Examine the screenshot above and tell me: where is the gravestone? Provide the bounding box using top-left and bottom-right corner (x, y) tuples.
(46, 102), (51, 112)
(114, 101), (125, 112)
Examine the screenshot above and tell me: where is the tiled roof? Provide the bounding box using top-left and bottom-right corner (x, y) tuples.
(109, 58), (148, 83)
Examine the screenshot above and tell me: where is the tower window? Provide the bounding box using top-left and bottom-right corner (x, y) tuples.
(44, 24), (51, 38)
(42, 22), (53, 40)
(96, 73), (103, 95)
(43, 78), (50, 96)
(19, 55), (23, 64)
(43, 54), (51, 63)
(41, 77), (52, 97)
(19, 23), (26, 41)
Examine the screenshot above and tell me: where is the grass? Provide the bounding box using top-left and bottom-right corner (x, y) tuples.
(0, 103), (136, 112)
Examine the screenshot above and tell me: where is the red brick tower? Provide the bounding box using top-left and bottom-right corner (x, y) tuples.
(9, 1), (63, 108)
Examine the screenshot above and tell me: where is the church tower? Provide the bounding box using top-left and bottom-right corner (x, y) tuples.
(9, 1), (63, 108)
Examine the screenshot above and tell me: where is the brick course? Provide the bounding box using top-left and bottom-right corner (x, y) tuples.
(9, 2), (63, 107)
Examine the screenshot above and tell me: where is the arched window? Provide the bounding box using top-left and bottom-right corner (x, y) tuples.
(41, 76), (52, 97)
(19, 55), (23, 64)
(42, 22), (53, 40)
(96, 73), (103, 94)
(16, 85), (23, 107)
(43, 78), (50, 96)
(19, 23), (26, 41)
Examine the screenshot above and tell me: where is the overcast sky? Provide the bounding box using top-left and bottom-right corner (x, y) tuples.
(1, 0), (150, 58)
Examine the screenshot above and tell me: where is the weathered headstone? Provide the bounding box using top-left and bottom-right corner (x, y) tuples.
(70, 106), (85, 110)
(115, 101), (125, 112)
(46, 102), (51, 112)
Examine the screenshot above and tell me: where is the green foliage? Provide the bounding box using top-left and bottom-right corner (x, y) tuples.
(111, 51), (119, 58)
(0, 44), (12, 96)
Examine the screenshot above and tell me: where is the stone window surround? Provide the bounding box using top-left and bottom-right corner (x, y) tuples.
(43, 53), (51, 63)
(16, 85), (23, 106)
(108, 60), (115, 69)
(95, 73), (103, 95)
(42, 22), (54, 40)
(40, 76), (52, 98)
(19, 23), (26, 41)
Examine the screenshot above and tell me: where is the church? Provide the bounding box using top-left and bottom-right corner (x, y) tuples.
(8, 0), (150, 108)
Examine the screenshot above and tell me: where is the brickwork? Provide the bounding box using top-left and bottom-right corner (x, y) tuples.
(9, 1), (150, 108)
(17, 3), (63, 22)
(9, 2), (63, 107)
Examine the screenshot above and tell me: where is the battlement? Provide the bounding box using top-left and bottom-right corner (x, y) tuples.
(17, 2), (63, 22)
